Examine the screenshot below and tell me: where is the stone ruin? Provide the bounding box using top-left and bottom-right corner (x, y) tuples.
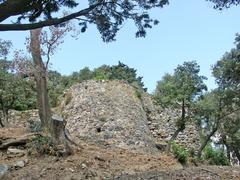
(4, 80), (200, 153)
(59, 80), (200, 153)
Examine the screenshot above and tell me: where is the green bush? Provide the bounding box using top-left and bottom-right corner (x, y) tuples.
(203, 145), (230, 166)
(27, 119), (43, 132)
(27, 135), (55, 155)
(135, 89), (142, 99)
(171, 142), (189, 165)
(28, 134), (71, 156)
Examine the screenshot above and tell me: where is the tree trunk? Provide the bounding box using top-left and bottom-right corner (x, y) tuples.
(0, 106), (8, 127)
(167, 99), (186, 152)
(0, 97), (3, 127)
(30, 29), (52, 131)
(29, 29), (73, 154)
(51, 115), (72, 155)
(4, 109), (9, 125)
(197, 126), (218, 158)
(234, 148), (240, 162)
(226, 144), (231, 163)
(0, 116), (4, 127)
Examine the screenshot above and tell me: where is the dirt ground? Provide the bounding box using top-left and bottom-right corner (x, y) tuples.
(1, 128), (240, 180)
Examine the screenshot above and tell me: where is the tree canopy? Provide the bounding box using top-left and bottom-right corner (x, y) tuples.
(207, 0), (240, 9)
(0, 0), (169, 41)
(1, 0), (240, 33)
(155, 61), (207, 149)
(155, 61), (207, 107)
(212, 34), (240, 107)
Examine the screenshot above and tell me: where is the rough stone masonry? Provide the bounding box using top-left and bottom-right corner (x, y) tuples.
(59, 80), (200, 153)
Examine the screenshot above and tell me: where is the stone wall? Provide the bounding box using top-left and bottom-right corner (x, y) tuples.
(4, 80), (200, 153)
(140, 93), (200, 151)
(60, 80), (200, 152)
(60, 80), (158, 154)
(1, 110), (39, 128)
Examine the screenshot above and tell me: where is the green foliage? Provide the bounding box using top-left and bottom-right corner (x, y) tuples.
(208, 0), (240, 9)
(135, 89), (143, 99)
(171, 142), (189, 165)
(27, 119), (43, 133)
(212, 40), (240, 107)
(75, 67), (93, 82)
(155, 61), (207, 107)
(0, 41), (36, 121)
(92, 62), (146, 90)
(0, 61), (146, 113)
(45, 62), (147, 108)
(0, 60), (37, 118)
(66, 62), (146, 90)
(93, 65), (111, 80)
(48, 70), (67, 107)
(107, 62), (146, 91)
(203, 145), (230, 166)
(0, 39), (12, 59)
(210, 35), (240, 160)
(154, 73), (176, 106)
(27, 135), (53, 155)
(1, 0), (169, 40)
(155, 61), (207, 138)
(195, 90), (223, 130)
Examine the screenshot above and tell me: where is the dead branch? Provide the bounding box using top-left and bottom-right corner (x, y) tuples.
(0, 133), (41, 149)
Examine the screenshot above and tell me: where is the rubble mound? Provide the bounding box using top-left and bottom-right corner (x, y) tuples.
(60, 80), (158, 153)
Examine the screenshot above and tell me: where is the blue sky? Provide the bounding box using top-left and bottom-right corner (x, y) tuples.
(1, 0), (240, 93)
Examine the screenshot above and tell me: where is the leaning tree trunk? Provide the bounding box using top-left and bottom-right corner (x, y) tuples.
(197, 126), (218, 158)
(167, 99), (186, 152)
(30, 29), (52, 131)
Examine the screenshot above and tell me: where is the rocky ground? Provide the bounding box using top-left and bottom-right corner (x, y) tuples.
(1, 127), (240, 180)
(0, 127), (181, 180)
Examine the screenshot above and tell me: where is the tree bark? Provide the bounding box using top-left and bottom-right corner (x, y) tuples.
(0, 133), (39, 149)
(197, 126), (218, 158)
(29, 29), (73, 154)
(234, 148), (240, 162)
(51, 115), (72, 155)
(0, 116), (4, 127)
(167, 99), (186, 152)
(30, 28), (52, 131)
(0, 105), (9, 127)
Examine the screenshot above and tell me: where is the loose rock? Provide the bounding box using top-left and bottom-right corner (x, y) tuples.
(14, 160), (25, 168)
(7, 148), (25, 155)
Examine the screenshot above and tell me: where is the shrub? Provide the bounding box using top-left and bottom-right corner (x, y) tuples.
(27, 134), (71, 156)
(171, 142), (189, 165)
(203, 145), (230, 166)
(135, 89), (142, 99)
(27, 135), (56, 156)
(27, 119), (43, 132)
